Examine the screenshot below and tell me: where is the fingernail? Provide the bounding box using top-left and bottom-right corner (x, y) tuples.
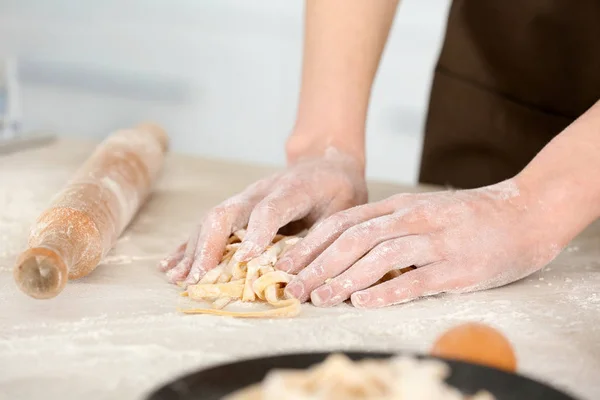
(352, 291), (371, 307)
(166, 268), (179, 282)
(277, 257), (293, 272)
(285, 281), (305, 299)
(159, 254), (178, 271)
(166, 258), (190, 281)
(158, 259), (169, 270)
(311, 286), (332, 306)
(185, 269), (202, 285)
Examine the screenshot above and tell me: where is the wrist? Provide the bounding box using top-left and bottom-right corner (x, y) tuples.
(514, 161), (600, 248)
(513, 100), (600, 245)
(285, 124), (366, 170)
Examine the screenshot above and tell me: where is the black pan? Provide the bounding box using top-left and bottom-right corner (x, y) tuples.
(146, 351), (578, 400)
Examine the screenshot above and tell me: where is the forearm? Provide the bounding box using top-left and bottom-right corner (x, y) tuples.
(286, 0), (400, 167)
(515, 99), (600, 243)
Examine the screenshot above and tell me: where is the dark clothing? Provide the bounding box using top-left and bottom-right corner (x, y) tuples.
(419, 0), (600, 188)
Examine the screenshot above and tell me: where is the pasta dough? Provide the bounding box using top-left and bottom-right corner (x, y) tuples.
(224, 353), (496, 400)
(178, 230), (302, 318)
(178, 230), (417, 318)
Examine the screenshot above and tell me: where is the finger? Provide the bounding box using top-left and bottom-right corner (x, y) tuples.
(350, 261), (460, 308)
(275, 198), (395, 274)
(233, 184), (315, 263)
(286, 209), (429, 303)
(276, 192), (416, 274)
(158, 241), (186, 272)
(310, 236), (435, 307)
(166, 227), (201, 283)
(183, 214), (235, 285)
(183, 193), (272, 286)
(171, 177), (277, 285)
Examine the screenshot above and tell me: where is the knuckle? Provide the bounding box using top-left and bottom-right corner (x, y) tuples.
(369, 242), (397, 259)
(312, 263), (325, 276)
(384, 192), (419, 208)
(219, 194), (248, 209)
(320, 211), (351, 231)
(341, 226), (363, 242)
(296, 242), (314, 258)
(203, 208), (228, 228)
(209, 205), (229, 218)
(336, 209), (355, 220)
(255, 199), (279, 216)
(205, 208), (236, 229)
(389, 192), (411, 203)
(339, 278), (356, 291)
(402, 205), (429, 224)
(355, 218), (383, 235)
(244, 175), (275, 194)
(339, 222), (373, 244)
(310, 218), (328, 232)
(278, 176), (307, 191)
(297, 263), (325, 281)
(209, 195), (249, 220)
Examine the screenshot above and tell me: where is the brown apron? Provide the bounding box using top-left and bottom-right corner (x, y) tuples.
(419, 0), (600, 189)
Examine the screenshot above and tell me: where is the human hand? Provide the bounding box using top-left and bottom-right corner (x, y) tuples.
(158, 147), (367, 287)
(279, 179), (566, 308)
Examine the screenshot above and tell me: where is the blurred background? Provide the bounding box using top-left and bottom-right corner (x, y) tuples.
(0, 0), (451, 184)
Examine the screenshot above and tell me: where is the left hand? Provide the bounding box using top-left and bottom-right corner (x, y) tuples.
(277, 179), (566, 308)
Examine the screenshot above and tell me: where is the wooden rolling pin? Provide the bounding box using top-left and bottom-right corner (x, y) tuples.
(13, 123), (169, 299)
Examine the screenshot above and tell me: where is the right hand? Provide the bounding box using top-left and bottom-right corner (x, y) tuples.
(158, 146), (367, 287)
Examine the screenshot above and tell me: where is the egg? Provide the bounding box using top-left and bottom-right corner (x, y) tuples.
(430, 322), (517, 373)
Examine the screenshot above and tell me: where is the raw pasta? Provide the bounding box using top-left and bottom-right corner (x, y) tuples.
(178, 230), (302, 318)
(178, 230), (417, 318)
(224, 353), (496, 400)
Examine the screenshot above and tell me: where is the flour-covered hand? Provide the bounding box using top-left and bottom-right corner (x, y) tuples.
(279, 179), (568, 308)
(158, 147), (367, 287)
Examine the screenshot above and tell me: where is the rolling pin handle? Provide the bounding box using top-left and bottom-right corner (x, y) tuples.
(13, 247), (68, 299)
(135, 122), (169, 151)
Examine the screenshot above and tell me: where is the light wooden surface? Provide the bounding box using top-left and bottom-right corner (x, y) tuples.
(0, 139), (598, 400)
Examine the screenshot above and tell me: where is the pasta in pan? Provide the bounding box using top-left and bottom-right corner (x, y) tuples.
(224, 353), (496, 400)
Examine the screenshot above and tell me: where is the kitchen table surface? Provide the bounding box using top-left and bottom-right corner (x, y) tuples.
(1, 138), (598, 400)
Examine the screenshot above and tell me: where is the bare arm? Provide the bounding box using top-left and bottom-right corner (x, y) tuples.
(515, 99), (600, 243)
(281, 98), (600, 309)
(286, 0), (400, 169)
(160, 1), (402, 286)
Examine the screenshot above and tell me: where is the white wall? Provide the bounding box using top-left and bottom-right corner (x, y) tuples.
(0, 0), (451, 184)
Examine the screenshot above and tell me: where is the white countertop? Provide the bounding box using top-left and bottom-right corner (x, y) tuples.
(1, 139), (598, 400)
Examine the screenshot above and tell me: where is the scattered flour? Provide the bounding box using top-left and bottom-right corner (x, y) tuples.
(1, 142), (599, 400)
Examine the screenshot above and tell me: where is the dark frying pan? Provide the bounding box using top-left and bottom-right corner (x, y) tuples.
(146, 351), (579, 400)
